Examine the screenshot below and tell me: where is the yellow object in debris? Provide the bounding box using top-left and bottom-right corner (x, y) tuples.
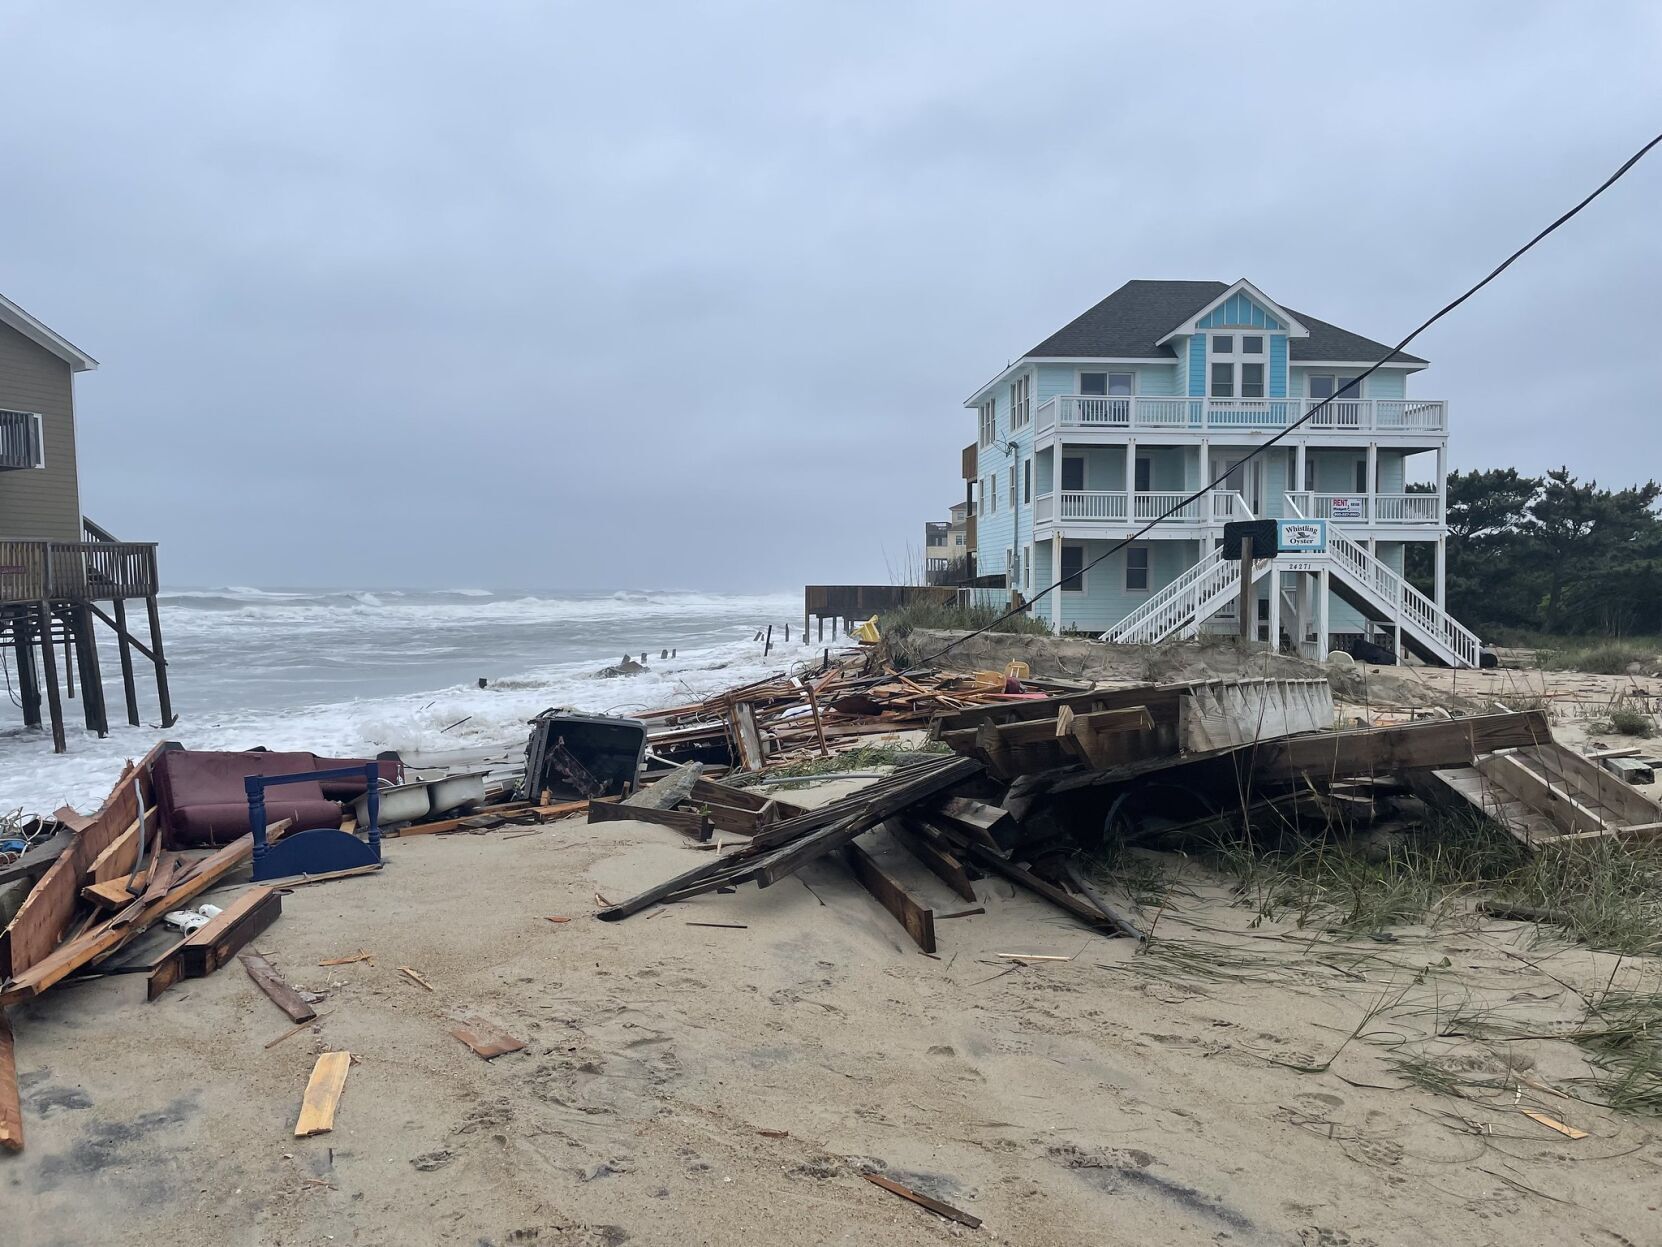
(852, 616), (881, 644)
(972, 670), (1006, 691)
(1005, 661), (1030, 681)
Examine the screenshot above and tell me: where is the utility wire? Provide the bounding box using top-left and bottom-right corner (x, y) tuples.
(911, 129), (1662, 670)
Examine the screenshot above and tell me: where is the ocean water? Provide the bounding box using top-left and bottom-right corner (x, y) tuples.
(0, 586), (822, 819)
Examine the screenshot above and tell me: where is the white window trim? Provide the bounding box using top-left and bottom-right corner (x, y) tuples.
(1008, 375), (1031, 430)
(1076, 368), (1137, 397)
(1124, 545), (1152, 594)
(978, 398), (996, 448)
(1, 410), (45, 469)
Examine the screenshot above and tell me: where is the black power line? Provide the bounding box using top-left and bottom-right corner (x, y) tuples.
(914, 128), (1662, 669)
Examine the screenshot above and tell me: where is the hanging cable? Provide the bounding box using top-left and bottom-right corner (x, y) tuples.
(911, 128), (1662, 671)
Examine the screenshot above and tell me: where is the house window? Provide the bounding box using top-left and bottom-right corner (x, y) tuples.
(1009, 376), (1030, 429)
(1022, 458), (1032, 504)
(1, 411), (44, 469)
(1108, 372), (1134, 396)
(1125, 546), (1150, 592)
(1061, 456), (1084, 492)
(1212, 334), (1234, 354)
(1241, 362), (1265, 399)
(1241, 335), (1264, 354)
(1134, 456), (1152, 492)
(978, 399), (996, 447)
(1023, 546), (1032, 589)
(1212, 336), (1266, 400)
(1008, 464), (1016, 508)
(1210, 362), (1234, 398)
(1310, 374), (1360, 400)
(1060, 545), (1085, 592)
(985, 475), (995, 514)
(1079, 371), (1106, 395)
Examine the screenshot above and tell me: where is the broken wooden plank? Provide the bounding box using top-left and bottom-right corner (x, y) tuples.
(0, 1009), (20, 1153)
(1252, 710), (1552, 783)
(82, 812), (146, 888)
(240, 952), (316, 1023)
(294, 1051), (351, 1137)
(1477, 752), (1608, 838)
(862, 1171), (981, 1229)
(843, 840), (936, 954)
(890, 819), (977, 903)
(181, 887), (280, 976)
(449, 1011), (526, 1060)
(588, 800), (711, 840)
(397, 966), (435, 991)
(927, 796), (1012, 852)
(730, 701), (767, 771)
(941, 835), (1121, 936)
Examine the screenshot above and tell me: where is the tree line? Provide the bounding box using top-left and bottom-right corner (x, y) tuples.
(1405, 468), (1662, 639)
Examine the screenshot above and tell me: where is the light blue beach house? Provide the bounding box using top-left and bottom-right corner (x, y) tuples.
(963, 279), (1478, 666)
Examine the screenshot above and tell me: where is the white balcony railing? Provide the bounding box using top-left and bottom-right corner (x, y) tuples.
(1037, 490), (1250, 525)
(1282, 491), (1443, 524)
(1034, 395), (1446, 435)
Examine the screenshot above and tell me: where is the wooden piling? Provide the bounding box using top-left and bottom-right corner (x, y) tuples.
(144, 594), (175, 728)
(111, 597), (140, 726)
(36, 602), (66, 753)
(11, 618), (40, 728)
(70, 605), (108, 737)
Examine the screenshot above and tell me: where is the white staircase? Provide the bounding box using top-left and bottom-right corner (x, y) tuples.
(1099, 509), (1482, 667)
(1101, 544), (1275, 645)
(1318, 523), (1480, 667)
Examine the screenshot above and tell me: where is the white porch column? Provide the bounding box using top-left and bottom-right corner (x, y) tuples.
(1199, 438), (1211, 488)
(1124, 437), (1137, 499)
(1294, 442), (1306, 495)
(1051, 533), (1063, 632)
(1317, 568), (1331, 661)
(1434, 537), (1447, 609)
(1435, 442), (1447, 527)
(1268, 569), (1282, 650)
(1366, 441), (1378, 497)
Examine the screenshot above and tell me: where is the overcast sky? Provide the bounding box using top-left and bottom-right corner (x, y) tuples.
(3, 2), (1659, 591)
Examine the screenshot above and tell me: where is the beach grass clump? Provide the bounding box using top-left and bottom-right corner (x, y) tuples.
(1595, 707), (1658, 738)
(1541, 640), (1658, 674)
(876, 600), (1051, 643)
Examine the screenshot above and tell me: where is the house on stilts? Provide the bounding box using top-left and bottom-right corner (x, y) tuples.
(959, 278), (1479, 666)
(0, 291), (172, 751)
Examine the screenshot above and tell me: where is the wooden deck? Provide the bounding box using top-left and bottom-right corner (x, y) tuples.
(0, 537), (158, 605)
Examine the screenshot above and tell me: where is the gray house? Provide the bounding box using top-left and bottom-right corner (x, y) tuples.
(0, 292), (172, 751)
(0, 293), (97, 539)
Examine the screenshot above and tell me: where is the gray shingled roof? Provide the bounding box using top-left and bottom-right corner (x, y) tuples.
(1025, 279), (1426, 365)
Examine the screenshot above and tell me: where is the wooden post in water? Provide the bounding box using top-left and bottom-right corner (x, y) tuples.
(70, 605), (108, 737)
(144, 594), (175, 727)
(12, 618), (41, 729)
(1237, 537), (1254, 641)
(111, 597), (140, 726)
(36, 602), (66, 753)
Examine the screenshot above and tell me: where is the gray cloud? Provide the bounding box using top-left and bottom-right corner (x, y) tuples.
(2, 0), (1658, 589)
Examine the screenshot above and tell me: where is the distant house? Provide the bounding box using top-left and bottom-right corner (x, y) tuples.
(961, 278), (1478, 666)
(922, 502), (974, 585)
(0, 293), (98, 539)
(1, 292), (172, 750)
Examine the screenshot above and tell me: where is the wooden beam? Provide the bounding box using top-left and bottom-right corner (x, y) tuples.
(0, 1010), (20, 1153)
(842, 839), (935, 953)
(588, 800), (711, 840)
(36, 601), (65, 753)
(942, 834), (1121, 936)
(148, 887), (282, 1000)
(890, 819), (977, 903)
(85, 600), (162, 665)
(1248, 710), (1553, 784)
(144, 595), (174, 727)
(1477, 753), (1607, 838)
(83, 812), (146, 887)
(1601, 754), (1656, 786)
(240, 952), (316, 1022)
(110, 597), (140, 726)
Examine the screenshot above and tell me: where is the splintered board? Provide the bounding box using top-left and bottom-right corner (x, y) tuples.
(842, 839), (935, 953)
(294, 1051), (352, 1137)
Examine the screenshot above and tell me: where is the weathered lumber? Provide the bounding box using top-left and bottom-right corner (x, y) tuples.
(0, 831), (262, 1006)
(1, 746), (164, 981)
(843, 839), (936, 953)
(148, 887), (283, 1000)
(1520, 744), (1660, 824)
(1251, 710), (1552, 783)
(933, 684), (1185, 736)
(294, 1051), (351, 1137)
(730, 701), (767, 771)
(623, 762), (705, 811)
(1601, 754), (1656, 786)
(240, 952), (316, 1022)
(0, 1009), (20, 1153)
(890, 819), (977, 903)
(927, 796), (1014, 852)
(1060, 860), (1146, 942)
(449, 1011), (526, 1059)
(588, 801), (711, 841)
(939, 834), (1122, 936)
(1477, 752), (1607, 838)
(83, 812), (146, 887)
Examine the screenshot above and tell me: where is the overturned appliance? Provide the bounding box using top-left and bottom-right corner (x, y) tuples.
(517, 711), (647, 803)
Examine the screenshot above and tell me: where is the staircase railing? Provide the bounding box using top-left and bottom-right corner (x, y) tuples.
(1101, 545), (1233, 644)
(1283, 499), (1480, 667)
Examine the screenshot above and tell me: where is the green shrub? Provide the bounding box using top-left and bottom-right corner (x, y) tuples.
(1542, 642), (1656, 674)
(876, 600), (1051, 643)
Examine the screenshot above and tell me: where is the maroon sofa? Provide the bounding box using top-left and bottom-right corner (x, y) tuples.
(152, 749), (397, 848)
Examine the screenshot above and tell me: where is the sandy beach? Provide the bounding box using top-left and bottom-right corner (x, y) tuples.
(8, 755), (1660, 1247)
